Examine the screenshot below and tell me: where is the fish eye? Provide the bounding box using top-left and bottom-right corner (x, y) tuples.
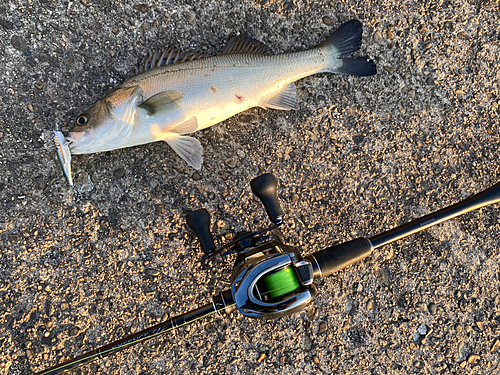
(76, 114), (88, 125)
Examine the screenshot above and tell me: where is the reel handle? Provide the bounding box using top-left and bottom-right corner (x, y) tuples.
(186, 209), (215, 256)
(251, 173), (284, 224)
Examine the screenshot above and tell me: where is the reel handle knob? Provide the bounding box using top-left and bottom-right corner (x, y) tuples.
(250, 173), (284, 225)
(186, 209), (215, 256)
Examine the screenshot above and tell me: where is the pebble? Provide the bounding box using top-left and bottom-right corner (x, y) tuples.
(184, 12), (195, 21)
(318, 322), (327, 334)
(467, 354), (480, 364)
(299, 335), (313, 351)
(366, 299), (375, 310)
(225, 157), (238, 168)
(192, 172), (201, 180)
(322, 16), (333, 26)
(76, 172), (94, 193)
(113, 167), (125, 179)
(428, 302), (437, 314)
(458, 341), (468, 361)
(10, 35), (26, 51)
(345, 300), (353, 313)
(39, 52), (50, 63)
(27, 103), (34, 113)
(417, 324), (427, 336)
(145, 268), (160, 277)
(454, 324), (463, 332)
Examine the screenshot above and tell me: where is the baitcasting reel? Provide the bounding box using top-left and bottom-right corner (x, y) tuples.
(186, 174), (318, 319)
(35, 173), (500, 375)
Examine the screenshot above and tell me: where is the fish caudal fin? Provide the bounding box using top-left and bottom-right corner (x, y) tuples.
(165, 135), (203, 170)
(322, 20), (376, 77)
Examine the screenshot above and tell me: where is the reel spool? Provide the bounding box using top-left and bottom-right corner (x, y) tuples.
(230, 241), (316, 318)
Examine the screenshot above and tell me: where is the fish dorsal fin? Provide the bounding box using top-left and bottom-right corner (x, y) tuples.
(140, 47), (207, 73)
(222, 37), (274, 55)
(140, 90), (184, 114)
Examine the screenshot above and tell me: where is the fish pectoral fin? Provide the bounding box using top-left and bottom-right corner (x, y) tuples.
(165, 134), (203, 170)
(169, 116), (199, 134)
(140, 90), (184, 115)
(261, 83), (299, 111)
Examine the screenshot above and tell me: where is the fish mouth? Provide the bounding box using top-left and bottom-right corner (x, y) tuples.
(67, 131), (92, 154)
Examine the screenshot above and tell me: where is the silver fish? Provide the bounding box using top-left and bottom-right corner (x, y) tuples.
(53, 125), (73, 186)
(68, 20), (376, 169)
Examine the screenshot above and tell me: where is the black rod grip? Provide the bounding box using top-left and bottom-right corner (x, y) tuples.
(307, 238), (373, 279)
(250, 173), (284, 224)
(186, 209), (215, 255)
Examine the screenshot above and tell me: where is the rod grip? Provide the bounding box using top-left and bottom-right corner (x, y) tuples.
(307, 238), (373, 279)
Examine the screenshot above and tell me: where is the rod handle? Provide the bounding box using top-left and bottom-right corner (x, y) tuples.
(306, 238), (373, 279)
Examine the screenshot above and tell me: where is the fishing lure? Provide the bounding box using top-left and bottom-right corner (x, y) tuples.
(53, 125), (73, 187)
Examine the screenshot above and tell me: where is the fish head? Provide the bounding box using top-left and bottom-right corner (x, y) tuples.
(68, 85), (143, 154)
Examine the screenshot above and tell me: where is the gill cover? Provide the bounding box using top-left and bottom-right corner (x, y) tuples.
(69, 86), (143, 154)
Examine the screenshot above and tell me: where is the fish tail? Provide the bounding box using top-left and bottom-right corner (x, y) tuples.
(321, 20), (376, 77)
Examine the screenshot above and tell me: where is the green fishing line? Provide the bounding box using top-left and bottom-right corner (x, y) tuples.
(263, 267), (300, 298)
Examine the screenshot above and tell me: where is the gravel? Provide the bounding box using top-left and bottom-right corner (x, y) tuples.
(1, 1), (500, 374)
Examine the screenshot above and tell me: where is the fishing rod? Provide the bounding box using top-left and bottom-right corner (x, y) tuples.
(35, 173), (500, 374)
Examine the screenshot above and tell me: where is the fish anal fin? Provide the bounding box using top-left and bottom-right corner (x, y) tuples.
(165, 134), (203, 170)
(222, 37), (274, 55)
(140, 90), (184, 115)
(261, 83), (298, 111)
(170, 116), (199, 134)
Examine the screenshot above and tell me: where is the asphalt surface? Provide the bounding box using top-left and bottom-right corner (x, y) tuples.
(1, 0), (500, 374)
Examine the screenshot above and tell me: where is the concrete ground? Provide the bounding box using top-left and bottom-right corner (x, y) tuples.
(1, 0), (500, 374)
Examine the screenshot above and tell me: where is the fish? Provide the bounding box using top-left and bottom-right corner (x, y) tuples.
(53, 125), (74, 187)
(67, 20), (376, 170)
